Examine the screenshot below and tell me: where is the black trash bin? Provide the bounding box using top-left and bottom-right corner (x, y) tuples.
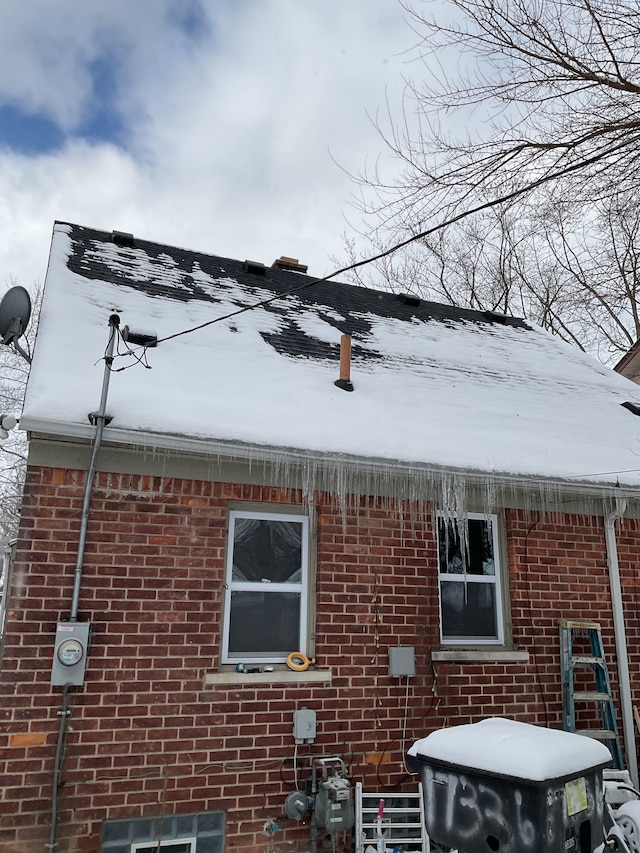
(407, 718), (612, 853)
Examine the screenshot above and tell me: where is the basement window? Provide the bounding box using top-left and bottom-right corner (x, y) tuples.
(102, 811), (224, 853)
(437, 513), (504, 645)
(221, 509), (311, 665)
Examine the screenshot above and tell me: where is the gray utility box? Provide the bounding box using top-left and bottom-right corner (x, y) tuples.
(408, 718), (612, 853)
(51, 621), (91, 687)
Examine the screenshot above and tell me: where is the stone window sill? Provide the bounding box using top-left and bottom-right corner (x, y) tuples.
(204, 668), (332, 687)
(431, 649), (530, 663)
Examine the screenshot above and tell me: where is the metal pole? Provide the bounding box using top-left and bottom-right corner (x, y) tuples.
(69, 314), (119, 621)
(48, 315), (120, 851)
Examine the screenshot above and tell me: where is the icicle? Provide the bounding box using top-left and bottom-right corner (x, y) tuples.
(99, 434), (637, 529)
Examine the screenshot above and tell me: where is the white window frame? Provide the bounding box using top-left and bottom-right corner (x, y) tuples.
(221, 509), (310, 664)
(437, 511), (504, 646)
(132, 841), (196, 853)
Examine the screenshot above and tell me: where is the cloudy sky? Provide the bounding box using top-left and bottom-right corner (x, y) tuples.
(0, 1), (416, 297)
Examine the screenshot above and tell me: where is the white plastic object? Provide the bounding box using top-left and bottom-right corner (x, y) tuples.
(615, 801), (640, 853)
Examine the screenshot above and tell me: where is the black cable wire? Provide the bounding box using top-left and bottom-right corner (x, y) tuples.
(107, 132), (639, 355)
(107, 326), (153, 372)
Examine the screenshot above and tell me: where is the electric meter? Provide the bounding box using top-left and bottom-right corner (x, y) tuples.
(51, 622), (90, 687)
(57, 638), (84, 666)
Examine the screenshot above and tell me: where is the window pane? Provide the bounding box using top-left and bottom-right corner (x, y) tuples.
(440, 581), (497, 639)
(438, 517), (495, 576)
(232, 518), (303, 583)
(228, 591), (300, 655)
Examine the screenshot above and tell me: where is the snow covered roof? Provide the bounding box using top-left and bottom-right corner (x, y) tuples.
(20, 221), (640, 494)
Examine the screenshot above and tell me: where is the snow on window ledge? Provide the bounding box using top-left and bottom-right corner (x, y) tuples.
(431, 649), (530, 663)
(204, 669), (332, 687)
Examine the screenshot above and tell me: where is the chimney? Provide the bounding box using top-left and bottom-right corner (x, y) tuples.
(272, 256), (308, 273)
(334, 334), (354, 392)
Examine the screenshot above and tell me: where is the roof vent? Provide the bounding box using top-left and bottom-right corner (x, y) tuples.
(111, 230), (135, 247)
(397, 293), (421, 307)
(621, 401), (640, 416)
(243, 260), (267, 276)
(272, 256), (308, 273)
(484, 310), (509, 324)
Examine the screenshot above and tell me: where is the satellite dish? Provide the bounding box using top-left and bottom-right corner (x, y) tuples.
(0, 286), (31, 345)
(0, 286), (32, 363)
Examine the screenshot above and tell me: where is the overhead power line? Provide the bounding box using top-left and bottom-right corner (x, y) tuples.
(150, 131), (637, 348)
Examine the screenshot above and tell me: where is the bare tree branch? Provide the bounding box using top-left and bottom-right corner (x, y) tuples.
(0, 282), (41, 541)
(344, 0), (640, 364)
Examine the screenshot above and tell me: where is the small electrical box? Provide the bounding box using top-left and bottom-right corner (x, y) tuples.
(389, 645), (415, 678)
(293, 707), (317, 743)
(51, 622), (91, 687)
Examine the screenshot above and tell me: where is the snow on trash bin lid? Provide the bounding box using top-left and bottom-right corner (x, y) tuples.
(408, 718), (612, 782)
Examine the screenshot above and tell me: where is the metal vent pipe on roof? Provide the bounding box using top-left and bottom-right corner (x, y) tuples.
(334, 334), (354, 392)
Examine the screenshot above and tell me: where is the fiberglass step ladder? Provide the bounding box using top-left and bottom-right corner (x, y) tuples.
(354, 782), (429, 853)
(560, 618), (624, 770)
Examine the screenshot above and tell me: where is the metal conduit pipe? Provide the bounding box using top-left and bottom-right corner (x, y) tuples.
(604, 497), (638, 788)
(49, 315), (119, 851)
(69, 313), (119, 621)
(47, 684), (70, 851)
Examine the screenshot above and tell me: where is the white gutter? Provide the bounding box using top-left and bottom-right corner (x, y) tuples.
(604, 498), (638, 787)
(18, 417), (640, 504)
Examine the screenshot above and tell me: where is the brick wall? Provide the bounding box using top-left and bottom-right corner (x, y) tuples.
(1, 466), (638, 853)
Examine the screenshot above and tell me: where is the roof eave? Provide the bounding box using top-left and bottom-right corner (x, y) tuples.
(20, 416), (640, 504)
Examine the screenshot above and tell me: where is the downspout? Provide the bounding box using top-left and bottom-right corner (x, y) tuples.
(69, 313), (119, 621)
(604, 498), (638, 787)
(0, 537), (17, 664)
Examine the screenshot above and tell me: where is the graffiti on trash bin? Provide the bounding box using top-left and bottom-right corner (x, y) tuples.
(424, 769), (568, 850)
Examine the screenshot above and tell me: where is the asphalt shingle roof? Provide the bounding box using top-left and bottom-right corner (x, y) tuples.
(64, 222), (529, 364)
(20, 221), (640, 496)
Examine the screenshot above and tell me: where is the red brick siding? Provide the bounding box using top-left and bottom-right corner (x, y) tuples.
(0, 467), (637, 853)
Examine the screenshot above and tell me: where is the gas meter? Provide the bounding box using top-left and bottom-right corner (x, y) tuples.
(313, 758), (354, 833)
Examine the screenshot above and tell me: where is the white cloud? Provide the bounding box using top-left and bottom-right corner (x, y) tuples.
(0, 1), (414, 296)
(0, 1), (178, 129)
